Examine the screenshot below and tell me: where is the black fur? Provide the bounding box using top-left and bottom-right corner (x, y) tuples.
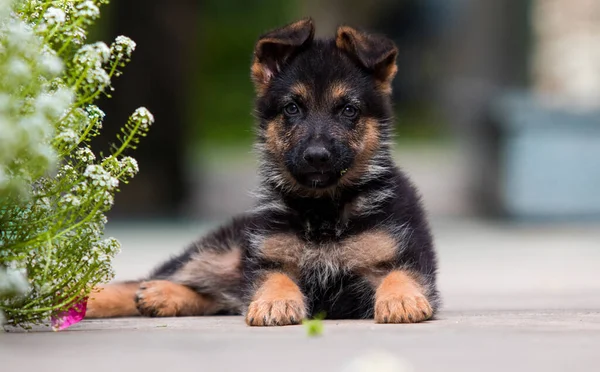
(141, 18), (440, 322)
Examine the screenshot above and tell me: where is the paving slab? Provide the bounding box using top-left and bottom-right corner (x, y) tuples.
(2, 312), (600, 372)
(2, 219), (600, 372)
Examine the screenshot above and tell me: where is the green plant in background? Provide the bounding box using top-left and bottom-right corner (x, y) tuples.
(190, 0), (447, 152)
(191, 0), (298, 149)
(0, 0), (152, 329)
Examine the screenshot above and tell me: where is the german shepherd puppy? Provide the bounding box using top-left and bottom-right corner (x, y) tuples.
(86, 18), (440, 325)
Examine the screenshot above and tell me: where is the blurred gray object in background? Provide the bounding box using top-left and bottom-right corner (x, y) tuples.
(487, 92), (600, 221)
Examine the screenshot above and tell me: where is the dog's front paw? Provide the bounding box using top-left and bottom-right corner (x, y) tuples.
(374, 270), (433, 323)
(374, 292), (432, 323)
(245, 272), (306, 326)
(246, 298), (306, 326)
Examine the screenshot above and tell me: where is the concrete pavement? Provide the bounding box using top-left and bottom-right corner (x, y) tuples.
(2, 219), (600, 372)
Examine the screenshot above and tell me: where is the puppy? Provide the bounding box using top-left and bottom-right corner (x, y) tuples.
(86, 18), (440, 326)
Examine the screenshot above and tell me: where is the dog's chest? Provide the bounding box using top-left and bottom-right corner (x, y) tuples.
(259, 229), (397, 284)
(298, 241), (352, 280)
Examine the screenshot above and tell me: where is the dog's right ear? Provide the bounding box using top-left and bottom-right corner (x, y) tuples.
(251, 18), (315, 95)
(335, 26), (398, 94)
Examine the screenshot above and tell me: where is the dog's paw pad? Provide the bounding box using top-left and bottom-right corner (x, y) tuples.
(375, 292), (432, 323)
(246, 299), (306, 326)
(135, 280), (179, 317)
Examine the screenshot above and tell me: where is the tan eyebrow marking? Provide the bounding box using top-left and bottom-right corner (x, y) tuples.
(290, 82), (309, 100)
(330, 82), (350, 100)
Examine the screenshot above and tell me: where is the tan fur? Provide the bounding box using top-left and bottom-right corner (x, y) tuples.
(343, 231), (397, 286)
(250, 38), (285, 93)
(136, 280), (219, 317)
(251, 35), (289, 95)
(329, 81), (350, 101)
(261, 234), (304, 277)
(171, 247), (242, 285)
(246, 272), (306, 326)
(251, 18), (314, 96)
(265, 113), (381, 197)
(335, 26), (397, 94)
(342, 117), (381, 186)
(287, 18), (312, 32)
(374, 270), (433, 323)
(375, 63), (397, 94)
(259, 230), (397, 283)
(264, 118), (313, 194)
(251, 61), (271, 96)
(86, 282), (140, 318)
(290, 82), (310, 101)
(336, 26), (366, 52)
(265, 119), (285, 156)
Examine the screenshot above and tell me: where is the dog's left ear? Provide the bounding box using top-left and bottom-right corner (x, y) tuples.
(251, 18), (315, 94)
(335, 26), (398, 93)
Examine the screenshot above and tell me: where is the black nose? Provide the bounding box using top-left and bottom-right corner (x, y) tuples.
(303, 147), (331, 168)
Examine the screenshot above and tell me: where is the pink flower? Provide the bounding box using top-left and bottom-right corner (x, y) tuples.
(51, 297), (88, 331)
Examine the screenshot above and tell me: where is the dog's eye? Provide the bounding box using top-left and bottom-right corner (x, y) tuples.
(284, 103), (300, 116)
(342, 104), (359, 119)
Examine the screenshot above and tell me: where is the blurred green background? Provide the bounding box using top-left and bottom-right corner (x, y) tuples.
(87, 0), (600, 224)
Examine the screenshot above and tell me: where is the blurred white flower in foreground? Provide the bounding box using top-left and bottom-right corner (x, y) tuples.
(1, 0), (152, 329)
(342, 351), (415, 372)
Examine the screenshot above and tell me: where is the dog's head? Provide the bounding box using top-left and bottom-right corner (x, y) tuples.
(252, 18), (397, 194)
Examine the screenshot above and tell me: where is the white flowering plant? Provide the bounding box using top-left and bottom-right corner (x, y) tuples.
(0, 0), (153, 329)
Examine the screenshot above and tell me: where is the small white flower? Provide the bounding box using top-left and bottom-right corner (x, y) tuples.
(19, 113), (53, 141)
(84, 164), (119, 190)
(109, 177), (118, 189)
(76, 1), (100, 20)
(86, 66), (110, 87)
(36, 87), (74, 118)
(61, 164), (74, 173)
(102, 191), (114, 205)
(84, 164), (101, 177)
(43, 7), (66, 25)
(119, 156), (139, 177)
(73, 44), (113, 90)
(111, 35), (136, 61)
(99, 237), (121, 255)
(56, 129), (78, 144)
(61, 193), (81, 207)
(37, 196), (52, 210)
(6, 20), (35, 51)
(76, 147), (96, 163)
(7, 58), (30, 79)
(77, 42), (111, 65)
(0, 267), (31, 296)
(93, 42), (111, 64)
(131, 107), (154, 130)
(71, 180), (89, 193)
(86, 105), (105, 121)
(39, 49), (64, 76)
(71, 26), (87, 45)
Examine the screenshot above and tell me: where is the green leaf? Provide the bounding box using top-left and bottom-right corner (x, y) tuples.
(301, 311), (326, 337)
